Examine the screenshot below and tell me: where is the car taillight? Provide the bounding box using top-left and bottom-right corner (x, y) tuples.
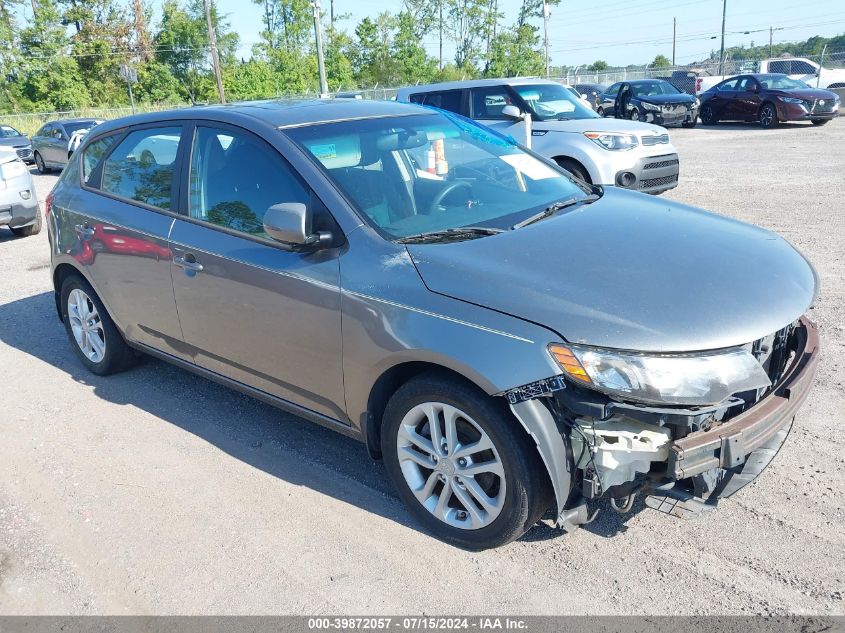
(45, 190), (55, 219)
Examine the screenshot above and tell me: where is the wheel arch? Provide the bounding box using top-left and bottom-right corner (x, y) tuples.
(551, 155), (593, 184)
(363, 360), (493, 459)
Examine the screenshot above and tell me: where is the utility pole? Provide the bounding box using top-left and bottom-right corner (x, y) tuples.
(543, 0), (550, 77)
(203, 0), (226, 104)
(718, 0), (727, 76)
(438, 0), (443, 70)
(672, 17), (676, 66)
(312, 0), (329, 97)
(330, 0), (334, 42)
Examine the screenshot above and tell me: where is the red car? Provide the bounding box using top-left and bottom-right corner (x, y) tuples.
(698, 73), (840, 129)
(71, 223), (171, 264)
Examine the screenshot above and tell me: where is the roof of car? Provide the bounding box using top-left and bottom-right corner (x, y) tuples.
(395, 77), (561, 95)
(88, 99), (435, 137)
(51, 117), (103, 126)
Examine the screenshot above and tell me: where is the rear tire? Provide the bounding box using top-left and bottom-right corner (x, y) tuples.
(10, 210), (42, 237)
(700, 104), (718, 125)
(60, 274), (136, 376)
(34, 151), (49, 174)
(381, 373), (552, 550)
(811, 119), (829, 126)
(759, 102), (779, 129)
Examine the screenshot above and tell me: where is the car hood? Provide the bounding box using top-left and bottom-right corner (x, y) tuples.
(769, 88), (837, 100)
(0, 136), (29, 147)
(405, 188), (817, 352)
(637, 94), (696, 105)
(538, 117), (668, 137)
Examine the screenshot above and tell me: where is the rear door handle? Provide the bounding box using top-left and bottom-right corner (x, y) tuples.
(174, 255), (204, 273)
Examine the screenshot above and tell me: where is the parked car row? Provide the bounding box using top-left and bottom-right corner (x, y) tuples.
(396, 78), (681, 194)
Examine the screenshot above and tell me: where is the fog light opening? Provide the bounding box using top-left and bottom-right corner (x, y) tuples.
(20, 189), (31, 200)
(617, 172), (637, 188)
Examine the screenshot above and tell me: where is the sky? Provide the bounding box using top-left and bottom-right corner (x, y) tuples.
(219, 0), (845, 67)
(15, 0), (845, 68)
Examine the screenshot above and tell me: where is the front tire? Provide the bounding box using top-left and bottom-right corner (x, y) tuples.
(682, 118), (698, 128)
(381, 374), (552, 550)
(811, 119), (829, 126)
(34, 151), (49, 174)
(629, 107), (641, 121)
(10, 210), (42, 237)
(60, 275), (135, 376)
(554, 158), (591, 184)
(759, 102), (779, 129)
(700, 104), (718, 125)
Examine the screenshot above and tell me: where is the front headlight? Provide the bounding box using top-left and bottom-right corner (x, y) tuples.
(777, 96), (804, 104)
(641, 102), (660, 112)
(0, 159), (27, 182)
(583, 132), (639, 151)
(548, 343), (771, 406)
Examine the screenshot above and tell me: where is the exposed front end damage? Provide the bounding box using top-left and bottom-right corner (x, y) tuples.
(508, 316), (820, 530)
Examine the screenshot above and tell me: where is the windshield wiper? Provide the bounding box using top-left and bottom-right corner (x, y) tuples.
(511, 194), (600, 230)
(397, 226), (505, 244)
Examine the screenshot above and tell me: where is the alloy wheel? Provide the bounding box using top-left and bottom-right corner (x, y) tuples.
(760, 105), (775, 128)
(396, 402), (506, 530)
(67, 288), (106, 363)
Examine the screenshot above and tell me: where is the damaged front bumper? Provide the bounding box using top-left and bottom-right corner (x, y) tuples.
(509, 316), (820, 529)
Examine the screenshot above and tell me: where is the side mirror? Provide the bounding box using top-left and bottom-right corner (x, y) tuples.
(751, 84), (760, 93)
(263, 202), (332, 250)
(501, 104), (523, 121)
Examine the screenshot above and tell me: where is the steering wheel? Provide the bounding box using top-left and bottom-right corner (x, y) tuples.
(428, 180), (473, 215)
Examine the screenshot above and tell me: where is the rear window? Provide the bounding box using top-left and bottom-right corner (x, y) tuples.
(411, 90), (463, 115)
(100, 127), (182, 210)
(82, 135), (118, 184)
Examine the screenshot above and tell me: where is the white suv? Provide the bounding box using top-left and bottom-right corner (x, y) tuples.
(396, 78), (680, 195)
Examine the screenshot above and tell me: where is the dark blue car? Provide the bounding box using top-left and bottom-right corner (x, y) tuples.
(599, 79), (699, 128)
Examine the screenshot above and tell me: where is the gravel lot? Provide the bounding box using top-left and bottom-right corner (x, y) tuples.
(1, 118), (843, 615)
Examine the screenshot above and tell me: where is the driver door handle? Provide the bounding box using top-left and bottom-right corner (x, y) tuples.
(174, 255), (204, 273)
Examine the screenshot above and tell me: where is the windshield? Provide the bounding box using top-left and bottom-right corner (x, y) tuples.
(512, 84), (599, 120)
(0, 126), (23, 138)
(285, 112), (594, 240)
(758, 75), (811, 90)
(631, 80), (682, 97)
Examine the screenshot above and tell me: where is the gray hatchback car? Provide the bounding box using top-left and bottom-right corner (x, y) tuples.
(46, 100), (819, 549)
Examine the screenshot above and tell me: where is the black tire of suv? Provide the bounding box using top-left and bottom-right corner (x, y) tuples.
(554, 158), (591, 184)
(381, 373), (553, 550)
(700, 104), (718, 125)
(10, 210), (42, 237)
(60, 274), (136, 376)
(811, 119), (829, 126)
(34, 152), (50, 174)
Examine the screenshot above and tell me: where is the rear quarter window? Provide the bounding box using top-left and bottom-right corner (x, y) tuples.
(82, 135), (118, 184)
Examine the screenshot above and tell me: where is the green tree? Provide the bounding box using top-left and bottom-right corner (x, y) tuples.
(486, 24), (544, 77)
(651, 54), (671, 68)
(447, 0), (489, 69)
(18, 0), (91, 110)
(588, 59), (608, 71)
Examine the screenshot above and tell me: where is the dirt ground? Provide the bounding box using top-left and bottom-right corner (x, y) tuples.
(1, 117), (843, 615)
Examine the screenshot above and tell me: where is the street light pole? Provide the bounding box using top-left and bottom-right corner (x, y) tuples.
(672, 17), (676, 66)
(718, 0), (727, 76)
(312, 0), (329, 97)
(203, 0), (225, 104)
